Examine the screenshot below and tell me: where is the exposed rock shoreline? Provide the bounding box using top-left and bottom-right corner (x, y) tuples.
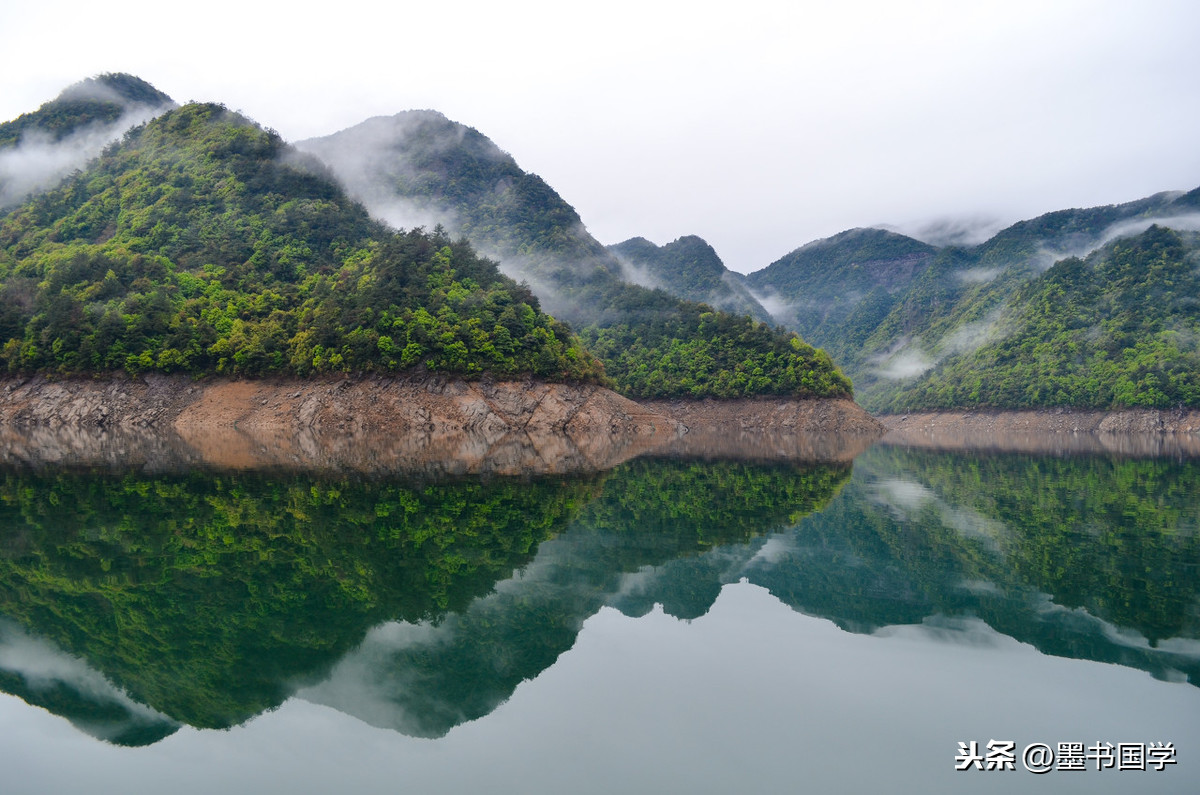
(881, 407), (1200, 435)
(0, 375), (882, 474)
(879, 408), (1200, 457)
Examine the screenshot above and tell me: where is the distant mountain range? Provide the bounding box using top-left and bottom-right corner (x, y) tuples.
(4, 73), (1197, 412)
(297, 104), (1200, 412)
(742, 189), (1200, 410)
(607, 235), (772, 323)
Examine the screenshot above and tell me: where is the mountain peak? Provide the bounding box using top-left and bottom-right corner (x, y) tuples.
(55, 73), (174, 109)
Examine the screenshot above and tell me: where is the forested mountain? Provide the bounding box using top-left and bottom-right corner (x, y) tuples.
(877, 225), (1200, 410)
(746, 190), (1200, 411)
(743, 228), (938, 366)
(607, 235), (772, 323)
(0, 101), (602, 382)
(0, 73), (175, 208)
(297, 113), (851, 399)
(13, 74), (1190, 411)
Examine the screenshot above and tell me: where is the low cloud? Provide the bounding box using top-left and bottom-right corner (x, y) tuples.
(938, 309), (1007, 356)
(746, 286), (797, 322)
(1027, 212), (1200, 273)
(955, 266), (1003, 284)
(870, 308), (1007, 380)
(869, 339), (936, 380)
(0, 105), (167, 207)
(889, 215), (1007, 248)
(610, 251), (665, 291)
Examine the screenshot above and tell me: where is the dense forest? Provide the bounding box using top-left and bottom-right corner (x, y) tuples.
(741, 190), (1200, 411)
(298, 111), (852, 399)
(0, 102), (604, 382)
(580, 303), (850, 398)
(876, 226), (1200, 410)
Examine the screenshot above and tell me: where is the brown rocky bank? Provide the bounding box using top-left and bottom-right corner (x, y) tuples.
(0, 375), (882, 474)
(880, 407), (1200, 435)
(879, 408), (1200, 457)
(0, 374), (674, 476)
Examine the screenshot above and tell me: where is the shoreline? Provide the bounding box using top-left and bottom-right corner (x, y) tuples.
(0, 374), (882, 473)
(878, 407), (1200, 457)
(879, 407), (1200, 435)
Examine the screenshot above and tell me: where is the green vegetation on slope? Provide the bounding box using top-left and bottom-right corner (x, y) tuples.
(299, 112), (851, 399)
(0, 73), (173, 149)
(0, 102), (603, 382)
(607, 235), (772, 323)
(879, 226), (1200, 410)
(744, 190), (1200, 410)
(580, 304), (851, 398)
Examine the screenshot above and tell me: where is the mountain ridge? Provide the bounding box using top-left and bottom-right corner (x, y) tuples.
(298, 111), (853, 399)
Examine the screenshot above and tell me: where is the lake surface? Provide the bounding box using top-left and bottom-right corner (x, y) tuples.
(0, 436), (1197, 793)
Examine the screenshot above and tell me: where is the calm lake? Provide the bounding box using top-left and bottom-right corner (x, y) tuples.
(0, 434), (1197, 794)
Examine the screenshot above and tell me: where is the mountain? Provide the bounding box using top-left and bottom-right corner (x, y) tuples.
(747, 190), (1200, 411)
(607, 235), (772, 323)
(878, 225), (1200, 411)
(297, 112), (852, 400)
(0, 99), (602, 382)
(0, 73), (175, 208)
(744, 227), (938, 364)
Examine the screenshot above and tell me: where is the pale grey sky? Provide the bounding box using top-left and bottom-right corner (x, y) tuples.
(2, 0), (1198, 272)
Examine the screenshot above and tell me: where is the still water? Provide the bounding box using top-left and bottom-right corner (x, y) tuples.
(0, 437), (1196, 793)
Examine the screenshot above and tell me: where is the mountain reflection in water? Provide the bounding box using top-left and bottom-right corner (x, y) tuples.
(0, 429), (1196, 746)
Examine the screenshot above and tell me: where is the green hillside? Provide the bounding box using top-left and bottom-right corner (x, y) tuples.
(607, 235), (772, 323)
(0, 73), (176, 210)
(0, 73), (173, 149)
(298, 113), (852, 399)
(0, 102), (602, 382)
(877, 226), (1200, 410)
(746, 191), (1200, 411)
(743, 228), (938, 370)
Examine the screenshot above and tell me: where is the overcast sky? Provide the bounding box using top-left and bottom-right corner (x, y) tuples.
(2, 0), (1199, 273)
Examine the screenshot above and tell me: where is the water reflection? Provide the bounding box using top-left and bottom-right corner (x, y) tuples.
(0, 433), (1196, 747)
(0, 619), (178, 745)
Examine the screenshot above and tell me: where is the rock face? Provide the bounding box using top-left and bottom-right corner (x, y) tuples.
(636, 397), (886, 463)
(0, 375), (889, 474)
(0, 374), (678, 476)
(879, 408), (1200, 457)
(881, 408), (1200, 436)
(0, 373), (670, 434)
(643, 397), (885, 436)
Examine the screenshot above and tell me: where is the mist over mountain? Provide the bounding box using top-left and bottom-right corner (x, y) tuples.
(746, 189), (1200, 411)
(0, 97), (601, 382)
(877, 225), (1200, 411)
(0, 73), (175, 208)
(298, 112), (851, 400)
(7, 73), (1191, 412)
(608, 235), (771, 323)
(744, 228), (937, 361)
